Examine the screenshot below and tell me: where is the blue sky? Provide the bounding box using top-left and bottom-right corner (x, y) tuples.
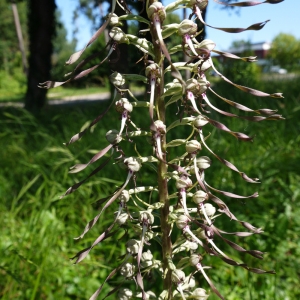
(57, 0), (300, 51)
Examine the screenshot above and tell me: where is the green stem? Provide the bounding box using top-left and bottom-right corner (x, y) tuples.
(149, 1), (172, 297)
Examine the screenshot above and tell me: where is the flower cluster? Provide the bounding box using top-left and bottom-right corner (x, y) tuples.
(40, 0), (284, 299)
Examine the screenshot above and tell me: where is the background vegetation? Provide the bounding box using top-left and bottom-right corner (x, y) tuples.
(1, 1), (300, 299)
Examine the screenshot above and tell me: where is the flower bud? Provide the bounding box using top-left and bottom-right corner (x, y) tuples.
(115, 212), (128, 225)
(175, 215), (189, 229)
(186, 140), (201, 153)
(139, 210), (155, 224)
(176, 176), (192, 190)
(178, 19), (197, 36)
(115, 98), (133, 113)
(145, 230), (154, 242)
(106, 129), (122, 144)
(196, 156), (211, 169)
(147, 2), (166, 22)
(192, 288), (209, 299)
(192, 190), (208, 204)
(107, 13), (121, 27)
(126, 239), (140, 255)
(141, 250), (153, 268)
(109, 27), (129, 44)
(195, 228), (206, 240)
(119, 190), (130, 202)
(189, 253), (203, 266)
(110, 72), (126, 87)
(200, 203), (216, 217)
(120, 262), (136, 277)
(187, 0), (208, 10)
(124, 157), (142, 173)
(171, 269), (185, 283)
(197, 39), (216, 52)
(118, 288), (133, 300)
(193, 115), (209, 128)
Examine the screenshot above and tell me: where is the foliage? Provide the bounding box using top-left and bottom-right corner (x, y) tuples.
(268, 33), (300, 71)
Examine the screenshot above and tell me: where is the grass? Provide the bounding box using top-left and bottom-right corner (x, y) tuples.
(0, 76), (299, 299)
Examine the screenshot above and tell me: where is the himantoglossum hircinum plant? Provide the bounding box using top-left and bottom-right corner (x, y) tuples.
(40, 0), (285, 299)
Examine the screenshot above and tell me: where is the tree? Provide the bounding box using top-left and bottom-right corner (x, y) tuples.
(25, 0), (56, 112)
(268, 33), (300, 71)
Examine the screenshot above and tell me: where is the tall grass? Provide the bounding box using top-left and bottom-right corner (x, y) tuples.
(0, 77), (299, 299)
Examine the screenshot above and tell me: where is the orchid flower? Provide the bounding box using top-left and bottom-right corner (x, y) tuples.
(115, 98), (133, 134)
(171, 269), (187, 300)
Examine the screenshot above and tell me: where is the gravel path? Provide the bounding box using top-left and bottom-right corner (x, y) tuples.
(0, 91), (144, 108)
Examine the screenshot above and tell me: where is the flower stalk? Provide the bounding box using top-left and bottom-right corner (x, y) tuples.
(41, 0), (285, 298)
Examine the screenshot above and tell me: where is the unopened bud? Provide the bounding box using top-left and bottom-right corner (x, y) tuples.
(110, 72), (126, 87)
(106, 129), (122, 144)
(193, 115), (209, 128)
(189, 253), (203, 266)
(192, 288), (209, 299)
(120, 262), (136, 277)
(171, 269), (185, 283)
(141, 250), (153, 268)
(200, 203), (216, 217)
(187, 0), (208, 10)
(115, 212), (128, 225)
(186, 140), (201, 153)
(176, 214), (189, 229)
(109, 27), (129, 44)
(118, 288), (133, 300)
(195, 228), (207, 239)
(126, 239), (140, 255)
(107, 13), (121, 27)
(197, 39), (216, 52)
(196, 156), (211, 169)
(178, 19), (197, 36)
(192, 190), (208, 204)
(124, 157), (142, 173)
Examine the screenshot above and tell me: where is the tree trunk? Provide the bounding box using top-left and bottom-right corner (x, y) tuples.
(11, 1), (28, 76)
(25, 0), (56, 112)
